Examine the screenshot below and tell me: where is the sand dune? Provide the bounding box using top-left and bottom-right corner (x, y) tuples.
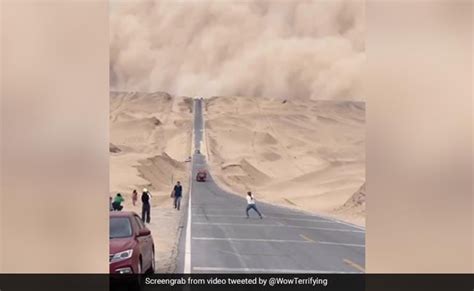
(204, 96), (365, 226)
(110, 92), (192, 197)
(137, 153), (187, 194)
(334, 182), (366, 225)
(110, 91), (192, 272)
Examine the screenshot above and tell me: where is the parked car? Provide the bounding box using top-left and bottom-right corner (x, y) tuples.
(110, 211), (155, 274)
(196, 169), (207, 182)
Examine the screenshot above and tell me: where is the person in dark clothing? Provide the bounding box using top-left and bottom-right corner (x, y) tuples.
(173, 181), (183, 210)
(141, 188), (151, 223)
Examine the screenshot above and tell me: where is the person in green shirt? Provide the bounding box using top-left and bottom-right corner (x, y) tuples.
(112, 193), (124, 211)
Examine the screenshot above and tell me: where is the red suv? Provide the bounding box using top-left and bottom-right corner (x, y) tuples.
(196, 169), (207, 182)
(109, 211), (155, 274)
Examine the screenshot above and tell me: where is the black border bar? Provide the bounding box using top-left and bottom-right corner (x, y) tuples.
(0, 274), (472, 291)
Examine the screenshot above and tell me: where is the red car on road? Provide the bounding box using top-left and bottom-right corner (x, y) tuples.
(109, 211), (155, 274)
(196, 169), (207, 182)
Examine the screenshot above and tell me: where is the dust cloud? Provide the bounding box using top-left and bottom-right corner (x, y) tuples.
(110, 0), (365, 100)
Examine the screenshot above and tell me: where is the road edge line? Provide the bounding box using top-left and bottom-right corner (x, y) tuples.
(183, 98), (196, 274)
(184, 175), (192, 273)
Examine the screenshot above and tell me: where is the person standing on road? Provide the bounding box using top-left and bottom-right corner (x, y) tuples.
(246, 191), (263, 219)
(112, 193), (124, 211)
(132, 189), (138, 206)
(141, 188), (151, 223)
(172, 181), (183, 210)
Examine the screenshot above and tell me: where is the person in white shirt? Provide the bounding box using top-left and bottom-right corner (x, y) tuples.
(246, 191), (263, 219)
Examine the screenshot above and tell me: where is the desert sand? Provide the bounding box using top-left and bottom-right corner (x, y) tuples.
(203, 96), (366, 226)
(110, 91), (192, 272)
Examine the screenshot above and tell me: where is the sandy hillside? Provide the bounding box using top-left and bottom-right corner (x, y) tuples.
(203, 96), (366, 226)
(110, 91), (192, 272)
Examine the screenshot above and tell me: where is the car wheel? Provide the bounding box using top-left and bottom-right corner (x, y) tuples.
(130, 258), (143, 290)
(150, 249), (156, 273)
(137, 258), (142, 274)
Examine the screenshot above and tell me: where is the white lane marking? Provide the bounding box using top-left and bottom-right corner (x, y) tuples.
(193, 236), (365, 248)
(184, 101), (197, 274)
(192, 222), (365, 233)
(184, 180), (192, 273)
(192, 208), (366, 231)
(193, 213), (335, 223)
(192, 237), (312, 243)
(193, 266), (360, 273)
(318, 241), (365, 248)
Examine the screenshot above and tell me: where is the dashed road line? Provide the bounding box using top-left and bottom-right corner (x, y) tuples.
(193, 222), (365, 233)
(300, 234), (365, 248)
(300, 234), (316, 243)
(319, 241), (365, 248)
(193, 213), (336, 223)
(343, 259), (365, 272)
(192, 237), (312, 243)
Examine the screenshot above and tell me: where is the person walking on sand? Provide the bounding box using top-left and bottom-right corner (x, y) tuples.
(112, 193), (124, 211)
(172, 181), (183, 210)
(246, 191), (263, 219)
(132, 189), (138, 206)
(141, 188), (151, 223)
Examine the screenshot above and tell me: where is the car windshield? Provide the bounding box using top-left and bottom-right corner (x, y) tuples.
(110, 217), (132, 239)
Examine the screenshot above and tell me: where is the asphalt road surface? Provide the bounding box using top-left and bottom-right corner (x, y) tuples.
(177, 98), (365, 273)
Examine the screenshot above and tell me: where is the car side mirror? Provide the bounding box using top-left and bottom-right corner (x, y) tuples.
(137, 228), (150, 237)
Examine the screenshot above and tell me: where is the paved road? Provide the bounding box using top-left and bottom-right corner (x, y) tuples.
(177, 98), (365, 273)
